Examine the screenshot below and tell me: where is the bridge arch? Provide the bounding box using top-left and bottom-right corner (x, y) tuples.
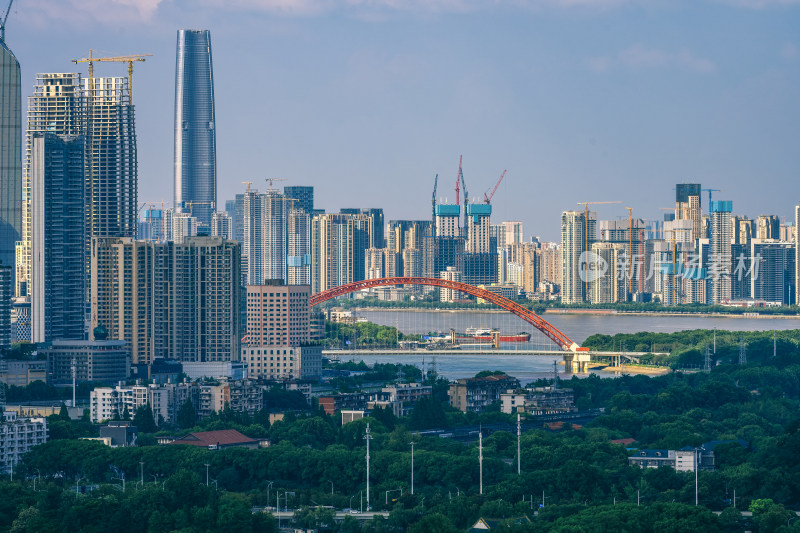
(310, 277), (586, 353)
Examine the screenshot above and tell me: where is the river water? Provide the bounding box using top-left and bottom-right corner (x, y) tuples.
(331, 310), (800, 383)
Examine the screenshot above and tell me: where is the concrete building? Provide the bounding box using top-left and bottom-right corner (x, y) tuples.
(439, 266), (463, 302)
(756, 215), (780, 240)
(174, 29), (217, 228)
(675, 183), (702, 242)
(501, 221), (523, 246)
(43, 339), (130, 386)
(311, 213), (374, 293)
(0, 35), (21, 295)
(589, 242), (626, 304)
(448, 374), (520, 413)
(708, 201), (733, 304)
(18, 73), (83, 298)
(500, 387), (576, 415)
(466, 204), (492, 253)
(0, 359), (46, 387)
(287, 207), (311, 285)
(0, 412), (48, 475)
(30, 133), (85, 342)
(243, 188), (291, 285)
(211, 211), (232, 240)
(283, 186), (314, 215)
(561, 210), (596, 303)
(749, 240), (795, 305)
(0, 264), (9, 348)
(241, 280), (321, 380)
(91, 236), (241, 364)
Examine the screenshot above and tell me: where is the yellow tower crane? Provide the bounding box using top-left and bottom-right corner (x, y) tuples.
(72, 49), (152, 100)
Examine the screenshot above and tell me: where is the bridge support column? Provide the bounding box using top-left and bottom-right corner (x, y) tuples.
(562, 354), (574, 374)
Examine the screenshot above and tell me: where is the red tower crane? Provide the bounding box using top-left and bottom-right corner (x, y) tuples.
(483, 170), (506, 204)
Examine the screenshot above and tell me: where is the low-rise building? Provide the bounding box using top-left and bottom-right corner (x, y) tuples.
(44, 340), (130, 386)
(628, 447), (715, 471)
(0, 412), (48, 474)
(0, 359), (47, 386)
(318, 392), (371, 416)
(500, 387), (576, 415)
(448, 374), (521, 413)
(98, 421), (138, 447)
(170, 429), (259, 450)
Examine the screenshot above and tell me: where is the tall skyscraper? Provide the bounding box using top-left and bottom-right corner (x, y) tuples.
(30, 134), (85, 342)
(311, 213), (373, 293)
(675, 183), (702, 242)
(0, 36), (21, 292)
(561, 210), (596, 304)
(284, 186), (314, 214)
(174, 29), (216, 227)
(708, 200), (733, 304)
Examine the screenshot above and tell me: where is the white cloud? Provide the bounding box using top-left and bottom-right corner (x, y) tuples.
(589, 44), (715, 74)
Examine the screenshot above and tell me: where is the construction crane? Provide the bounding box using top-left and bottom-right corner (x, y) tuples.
(241, 181), (254, 193)
(266, 177), (287, 191)
(483, 170), (506, 204)
(454, 155), (462, 206)
(186, 201), (214, 217)
(702, 188), (721, 211)
(1, 0), (14, 42)
(431, 173), (438, 225)
(72, 49), (152, 100)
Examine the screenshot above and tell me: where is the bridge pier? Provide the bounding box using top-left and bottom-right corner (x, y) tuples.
(563, 352), (591, 373)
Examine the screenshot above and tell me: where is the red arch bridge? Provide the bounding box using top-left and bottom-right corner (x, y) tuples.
(310, 277), (594, 373)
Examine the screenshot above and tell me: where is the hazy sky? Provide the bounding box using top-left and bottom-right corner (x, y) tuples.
(5, 0), (800, 240)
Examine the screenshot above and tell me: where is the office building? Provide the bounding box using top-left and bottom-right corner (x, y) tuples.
(174, 29), (216, 227)
(83, 76), (138, 243)
(284, 186), (314, 214)
(241, 280), (321, 380)
(0, 36), (21, 294)
(139, 208), (165, 242)
(19, 73), (83, 297)
(91, 236), (241, 364)
(30, 134), (85, 342)
(561, 210), (596, 303)
(750, 240), (795, 305)
(43, 339), (130, 386)
(708, 201), (733, 304)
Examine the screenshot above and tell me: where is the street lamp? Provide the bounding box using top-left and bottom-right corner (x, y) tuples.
(385, 489), (402, 505)
(112, 473), (125, 492)
(75, 476), (86, 494)
(266, 481), (274, 510)
(328, 480), (334, 495)
(410, 441), (415, 495)
(204, 463), (210, 487)
(138, 461), (144, 489)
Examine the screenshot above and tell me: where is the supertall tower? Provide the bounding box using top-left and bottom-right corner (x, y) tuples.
(174, 29), (216, 227)
(0, 34), (21, 292)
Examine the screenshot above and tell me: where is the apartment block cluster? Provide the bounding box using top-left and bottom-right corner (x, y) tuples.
(0, 411), (48, 475)
(560, 184), (798, 306)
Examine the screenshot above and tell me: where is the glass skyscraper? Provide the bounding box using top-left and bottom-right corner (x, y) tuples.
(0, 37), (21, 292)
(174, 29), (217, 227)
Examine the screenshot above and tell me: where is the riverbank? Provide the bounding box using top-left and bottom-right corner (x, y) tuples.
(589, 362), (671, 376)
(353, 306), (800, 319)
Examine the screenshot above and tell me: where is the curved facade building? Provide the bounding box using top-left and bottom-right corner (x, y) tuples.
(0, 38), (21, 290)
(174, 29), (216, 228)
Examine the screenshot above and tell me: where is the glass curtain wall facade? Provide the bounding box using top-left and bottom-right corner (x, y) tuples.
(0, 38), (21, 292)
(174, 29), (216, 227)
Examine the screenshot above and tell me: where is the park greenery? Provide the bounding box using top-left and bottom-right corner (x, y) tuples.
(2, 329), (800, 531)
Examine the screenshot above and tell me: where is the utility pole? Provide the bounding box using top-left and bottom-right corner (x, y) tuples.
(713, 327), (716, 354)
(204, 463), (210, 486)
(695, 448), (699, 506)
(704, 345), (711, 373)
(552, 360), (558, 388)
(365, 423), (372, 510)
(139, 461), (144, 488)
(479, 427), (483, 495)
(71, 357), (76, 407)
(410, 441), (415, 495)
(739, 336), (747, 365)
(516, 413), (521, 475)
(773, 330), (777, 358)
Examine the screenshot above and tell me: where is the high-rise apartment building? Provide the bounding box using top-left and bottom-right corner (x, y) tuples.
(501, 221), (523, 246)
(30, 134), (85, 342)
(174, 29), (216, 227)
(708, 200), (733, 304)
(561, 210), (596, 303)
(91, 236), (241, 364)
(675, 183), (702, 242)
(756, 215), (780, 240)
(311, 213), (373, 293)
(589, 242), (626, 304)
(796, 202), (800, 305)
(466, 204), (492, 253)
(0, 36), (21, 292)
(287, 207), (311, 285)
(241, 280), (321, 380)
(211, 211), (232, 240)
(284, 186), (314, 214)
(750, 240), (795, 305)
(242, 188), (292, 285)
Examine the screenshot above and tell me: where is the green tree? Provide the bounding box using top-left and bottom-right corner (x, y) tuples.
(408, 513), (460, 533)
(133, 403), (157, 433)
(408, 396), (449, 430)
(177, 398), (196, 429)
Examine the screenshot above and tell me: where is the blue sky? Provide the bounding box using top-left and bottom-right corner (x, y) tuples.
(6, 0), (800, 240)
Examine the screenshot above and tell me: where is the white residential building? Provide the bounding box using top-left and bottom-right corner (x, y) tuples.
(0, 412), (48, 474)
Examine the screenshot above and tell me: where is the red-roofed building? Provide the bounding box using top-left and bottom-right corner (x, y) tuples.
(169, 429), (259, 450)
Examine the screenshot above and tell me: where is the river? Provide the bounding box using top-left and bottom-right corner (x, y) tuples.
(329, 310), (800, 382)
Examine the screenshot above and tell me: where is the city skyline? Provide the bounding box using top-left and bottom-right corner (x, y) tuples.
(3, 1), (798, 240)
